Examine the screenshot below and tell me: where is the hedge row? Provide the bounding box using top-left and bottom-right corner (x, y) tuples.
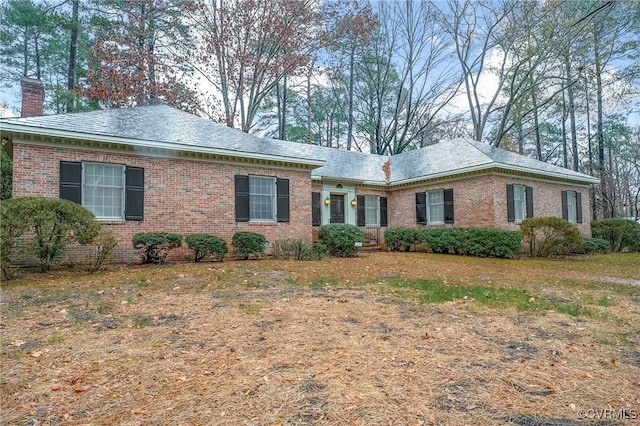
(384, 226), (522, 258)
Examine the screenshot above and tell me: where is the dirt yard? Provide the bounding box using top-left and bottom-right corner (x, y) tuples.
(1, 252), (639, 425)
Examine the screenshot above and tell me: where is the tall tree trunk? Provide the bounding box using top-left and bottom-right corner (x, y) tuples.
(66, 0), (79, 112)
(306, 69), (312, 144)
(564, 55), (578, 171)
(594, 31), (608, 218)
(585, 76), (596, 220)
(532, 90), (542, 161)
(346, 44), (355, 151)
(561, 88), (568, 168)
(277, 75), (287, 140)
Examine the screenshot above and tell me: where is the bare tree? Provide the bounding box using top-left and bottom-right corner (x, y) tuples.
(190, 0), (316, 132)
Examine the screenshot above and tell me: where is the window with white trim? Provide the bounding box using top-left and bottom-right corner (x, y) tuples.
(566, 190), (577, 223)
(513, 184), (527, 222)
(427, 190), (444, 224)
(82, 162), (125, 220)
(364, 195), (379, 226)
(249, 175), (276, 221)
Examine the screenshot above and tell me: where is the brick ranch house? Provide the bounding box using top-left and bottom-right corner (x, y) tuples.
(1, 79), (599, 262)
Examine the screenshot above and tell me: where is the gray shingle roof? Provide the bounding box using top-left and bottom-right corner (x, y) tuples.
(1, 104), (598, 185)
(1, 104), (325, 165)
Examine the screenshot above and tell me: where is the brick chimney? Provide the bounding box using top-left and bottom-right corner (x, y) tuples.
(20, 77), (44, 117)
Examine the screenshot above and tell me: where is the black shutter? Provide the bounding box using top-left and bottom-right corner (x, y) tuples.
(576, 192), (583, 223)
(561, 190), (568, 220)
(312, 192), (321, 226)
(276, 178), (289, 223)
(356, 195), (365, 226)
(380, 196), (388, 227)
(526, 186), (534, 218)
(416, 192), (426, 225)
(124, 166), (144, 221)
(444, 189), (454, 224)
(506, 184), (515, 222)
(59, 161), (81, 204)
(235, 175), (250, 222)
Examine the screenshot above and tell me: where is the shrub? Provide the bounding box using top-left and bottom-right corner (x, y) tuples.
(0, 197), (100, 272)
(520, 217), (582, 257)
(185, 233), (228, 262)
(317, 224), (364, 257)
(461, 228), (522, 258)
(591, 218), (640, 252)
(0, 198), (25, 279)
(580, 237), (611, 254)
(384, 227), (419, 252)
(415, 227), (521, 258)
(232, 231), (266, 260)
(86, 227), (118, 273)
(417, 227), (466, 255)
(132, 232), (182, 264)
(272, 238), (326, 260)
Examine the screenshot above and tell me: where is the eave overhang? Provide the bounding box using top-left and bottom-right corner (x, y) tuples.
(312, 162), (599, 188)
(1, 122), (326, 170)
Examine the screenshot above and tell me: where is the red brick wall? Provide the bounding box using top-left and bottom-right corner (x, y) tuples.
(491, 175), (592, 235)
(389, 174), (496, 229)
(388, 174), (592, 235)
(13, 143), (313, 263)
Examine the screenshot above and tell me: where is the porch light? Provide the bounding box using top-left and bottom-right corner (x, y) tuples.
(351, 198), (357, 207)
(324, 197), (331, 205)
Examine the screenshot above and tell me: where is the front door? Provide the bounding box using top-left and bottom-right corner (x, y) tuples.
(330, 194), (345, 223)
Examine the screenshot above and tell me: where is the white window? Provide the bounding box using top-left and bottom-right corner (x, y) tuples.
(566, 191), (577, 223)
(513, 184), (527, 222)
(364, 195), (379, 226)
(427, 190), (444, 224)
(82, 162), (125, 220)
(249, 176), (276, 221)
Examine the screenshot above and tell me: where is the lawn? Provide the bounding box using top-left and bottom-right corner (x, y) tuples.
(1, 252), (639, 425)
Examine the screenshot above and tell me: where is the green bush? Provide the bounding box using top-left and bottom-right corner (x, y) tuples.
(232, 231), (266, 260)
(520, 217), (582, 257)
(0, 197), (100, 273)
(418, 227), (466, 255)
(416, 227), (520, 258)
(580, 237), (611, 254)
(185, 233), (228, 262)
(317, 224), (364, 257)
(0, 198), (25, 279)
(85, 227), (118, 273)
(272, 238), (326, 260)
(132, 232), (182, 264)
(461, 228), (522, 258)
(384, 227), (419, 252)
(591, 218), (640, 252)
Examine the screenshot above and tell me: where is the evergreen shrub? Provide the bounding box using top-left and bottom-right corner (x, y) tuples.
(520, 217), (582, 257)
(232, 231), (266, 260)
(317, 224), (364, 257)
(132, 232), (182, 264)
(185, 233), (228, 262)
(591, 218), (640, 252)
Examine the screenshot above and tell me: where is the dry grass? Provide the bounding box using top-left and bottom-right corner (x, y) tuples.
(1, 252), (639, 425)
